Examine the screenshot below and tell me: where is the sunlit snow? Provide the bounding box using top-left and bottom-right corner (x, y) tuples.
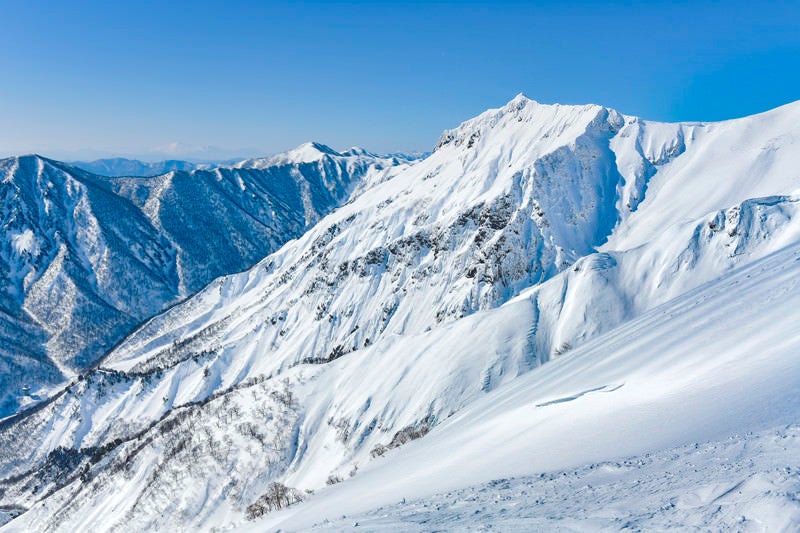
(1, 96), (799, 532)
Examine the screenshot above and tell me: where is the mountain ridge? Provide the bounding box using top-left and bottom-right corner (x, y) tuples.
(0, 147), (409, 414)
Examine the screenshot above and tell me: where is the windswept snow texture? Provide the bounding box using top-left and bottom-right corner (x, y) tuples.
(292, 425), (800, 532)
(0, 145), (406, 414)
(1, 96), (800, 532)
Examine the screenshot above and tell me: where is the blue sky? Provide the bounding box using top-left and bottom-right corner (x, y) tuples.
(1, 1), (798, 160)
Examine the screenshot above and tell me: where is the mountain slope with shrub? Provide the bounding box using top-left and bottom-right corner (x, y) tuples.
(0, 146), (404, 414)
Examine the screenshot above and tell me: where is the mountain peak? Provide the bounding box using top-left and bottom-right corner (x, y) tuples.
(290, 141), (340, 160)
(507, 92), (534, 108)
(4, 153), (47, 164)
(235, 142), (343, 168)
(0, 154), (78, 179)
(433, 95), (612, 153)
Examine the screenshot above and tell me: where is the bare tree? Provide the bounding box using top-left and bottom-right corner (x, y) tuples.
(246, 482), (303, 520)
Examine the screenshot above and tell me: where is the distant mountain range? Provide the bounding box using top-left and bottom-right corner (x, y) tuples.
(69, 158), (224, 177)
(70, 150), (429, 177)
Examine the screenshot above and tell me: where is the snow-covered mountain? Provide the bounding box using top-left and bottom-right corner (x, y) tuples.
(234, 144), (422, 170)
(0, 146), (406, 415)
(1, 96), (799, 531)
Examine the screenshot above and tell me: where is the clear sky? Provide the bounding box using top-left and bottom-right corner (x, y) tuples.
(1, 0), (798, 161)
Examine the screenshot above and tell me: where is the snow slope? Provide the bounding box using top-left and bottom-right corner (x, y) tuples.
(1, 96), (800, 531)
(258, 240), (800, 531)
(0, 147), (405, 415)
(291, 425), (800, 532)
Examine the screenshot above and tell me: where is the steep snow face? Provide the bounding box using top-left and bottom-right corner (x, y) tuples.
(524, 193), (800, 362)
(608, 101), (800, 250)
(0, 148), (405, 415)
(102, 97), (631, 377)
(1, 97), (800, 532)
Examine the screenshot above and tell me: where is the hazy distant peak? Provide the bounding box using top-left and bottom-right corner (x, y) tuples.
(235, 141), (391, 169)
(341, 146), (376, 157)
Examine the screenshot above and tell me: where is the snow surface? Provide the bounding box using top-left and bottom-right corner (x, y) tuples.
(1, 96), (800, 532)
(258, 241), (800, 531)
(294, 425), (800, 532)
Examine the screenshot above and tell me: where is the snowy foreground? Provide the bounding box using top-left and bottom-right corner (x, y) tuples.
(294, 425), (800, 532)
(256, 242), (800, 532)
(2, 96), (800, 531)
